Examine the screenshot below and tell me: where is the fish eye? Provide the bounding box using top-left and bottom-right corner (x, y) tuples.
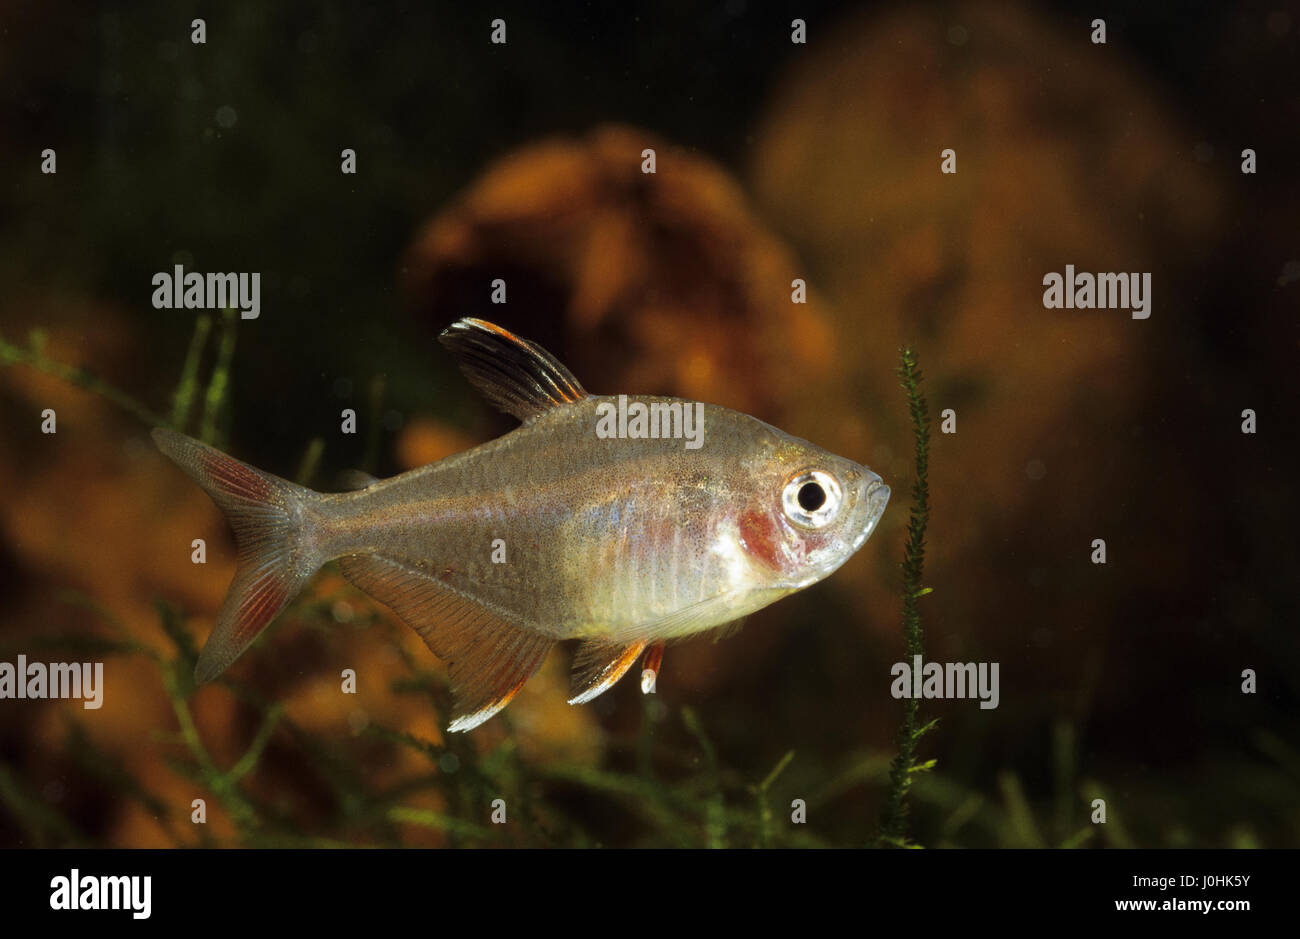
(782, 470), (842, 529)
(797, 482), (826, 511)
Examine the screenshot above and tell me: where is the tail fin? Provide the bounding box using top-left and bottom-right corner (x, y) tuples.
(152, 428), (323, 683)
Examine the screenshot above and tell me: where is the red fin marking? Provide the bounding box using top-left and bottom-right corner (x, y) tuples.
(641, 642), (665, 694)
(201, 449), (273, 503)
(236, 577), (288, 644)
(152, 428), (321, 683)
(438, 317), (588, 420)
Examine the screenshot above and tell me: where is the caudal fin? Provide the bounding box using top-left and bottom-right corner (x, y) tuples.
(152, 428), (323, 683)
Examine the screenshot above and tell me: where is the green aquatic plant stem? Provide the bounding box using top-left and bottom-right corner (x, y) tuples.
(0, 313), (227, 438)
(0, 330), (171, 428)
(752, 749), (795, 848)
(876, 346), (936, 847)
(682, 706), (728, 848)
(295, 437), (325, 487)
(199, 308), (238, 446)
(170, 314), (212, 431)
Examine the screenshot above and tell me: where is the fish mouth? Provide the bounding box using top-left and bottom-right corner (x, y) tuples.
(850, 477), (890, 553)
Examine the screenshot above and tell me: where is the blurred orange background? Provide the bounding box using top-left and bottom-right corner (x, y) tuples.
(0, 1), (1296, 847)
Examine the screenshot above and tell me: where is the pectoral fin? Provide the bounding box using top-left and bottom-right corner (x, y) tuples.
(339, 553), (553, 732)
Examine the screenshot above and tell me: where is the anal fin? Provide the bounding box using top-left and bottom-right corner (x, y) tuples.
(568, 640), (646, 705)
(339, 553), (552, 732)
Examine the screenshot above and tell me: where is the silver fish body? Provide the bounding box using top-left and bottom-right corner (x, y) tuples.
(316, 397), (887, 641)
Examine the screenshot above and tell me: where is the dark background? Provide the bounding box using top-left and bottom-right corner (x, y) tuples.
(0, 0), (1296, 848)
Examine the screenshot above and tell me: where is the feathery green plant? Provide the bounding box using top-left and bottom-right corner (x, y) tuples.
(876, 346), (937, 848)
(170, 313), (212, 429)
(0, 329), (170, 427)
(199, 308), (239, 446)
(3, 323), (1288, 849)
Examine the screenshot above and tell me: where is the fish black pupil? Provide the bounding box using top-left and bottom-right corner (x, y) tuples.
(797, 482), (826, 512)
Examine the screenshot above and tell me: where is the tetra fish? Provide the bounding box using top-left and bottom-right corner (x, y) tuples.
(153, 318), (890, 730)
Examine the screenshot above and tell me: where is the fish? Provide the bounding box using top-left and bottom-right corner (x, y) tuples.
(152, 317), (890, 731)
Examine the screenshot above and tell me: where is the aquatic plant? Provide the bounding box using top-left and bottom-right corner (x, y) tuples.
(3, 321), (1291, 849)
(874, 347), (937, 848)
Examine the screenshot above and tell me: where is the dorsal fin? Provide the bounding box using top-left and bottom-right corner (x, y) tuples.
(438, 318), (587, 421)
